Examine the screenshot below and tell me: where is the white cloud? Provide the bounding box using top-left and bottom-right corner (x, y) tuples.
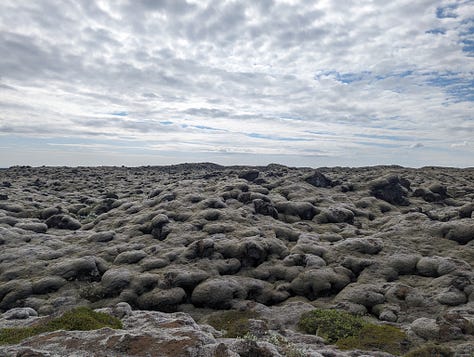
(0, 0), (472, 167)
(451, 141), (469, 147)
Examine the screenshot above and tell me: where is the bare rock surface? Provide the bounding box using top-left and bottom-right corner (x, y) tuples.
(0, 304), (366, 356)
(0, 164), (473, 355)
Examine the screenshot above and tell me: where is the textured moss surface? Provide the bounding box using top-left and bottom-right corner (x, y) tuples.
(299, 309), (408, 355)
(0, 307), (122, 345)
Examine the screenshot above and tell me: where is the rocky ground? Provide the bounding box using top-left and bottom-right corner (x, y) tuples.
(0, 164), (472, 356)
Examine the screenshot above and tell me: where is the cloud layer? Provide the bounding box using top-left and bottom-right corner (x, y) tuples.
(0, 0), (473, 167)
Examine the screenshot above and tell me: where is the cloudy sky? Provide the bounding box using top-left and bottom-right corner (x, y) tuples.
(0, 0), (473, 167)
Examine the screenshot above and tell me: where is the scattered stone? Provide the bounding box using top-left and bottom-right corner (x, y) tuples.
(137, 287), (186, 312)
(388, 254), (420, 275)
(316, 206), (354, 224)
(238, 170), (260, 182)
(50, 256), (103, 282)
(0, 216), (19, 226)
(335, 237), (383, 255)
(290, 268), (352, 300)
(32, 277), (67, 295)
(0, 280), (33, 310)
(275, 201), (318, 220)
(369, 175), (411, 206)
(336, 284), (385, 308)
(15, 222), (48, 234)
(184, 238), (215, 259)
(304, 171), (332, 188)
(45, 214), (81, 230)
(2, 307), (38, 320)
(110, 302), (132, 318)
(114, 250), (147, 264)
(411, 317), (440, 340)
(459, 203), (474, 218)
(140, 213), (171, 240)
(442, 220), (474, 245)
(437, 288), (467, 306)
(253, 199), (278, 218)
(191, 277), (246, 309)
(101, 268), (133, 296)
(40, 206), (62, 220)
(89, 230), (115, 242)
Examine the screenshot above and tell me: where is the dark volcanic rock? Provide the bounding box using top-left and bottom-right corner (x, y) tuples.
(191, 277), (246, 309)
(369, 175), (411, 206)
(304, 170), (332, 187)
(459, 203), (474, 218)
(441, 220), (474, 245)
(89, 230), (115, 242)
(51, 256), (104, 282)
(137, 287), (186, 312)
(253, 199), (278, 218)
(45, 214), (81, 230)
(275, 201), (318, 220)
(238, 169), (260, 181)
(413, 183), (450, 202)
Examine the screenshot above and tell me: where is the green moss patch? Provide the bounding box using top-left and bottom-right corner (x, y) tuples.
(0, 307), (122, 345)
(298, 309), (408, 355)
(206, 310), (260, 338)
(404, 343), (454, 357)
(336, 324), (407, 355)
(298, 308), (365, 343)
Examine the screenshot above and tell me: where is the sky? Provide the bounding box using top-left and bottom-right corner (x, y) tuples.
(0, 0), (473, 168)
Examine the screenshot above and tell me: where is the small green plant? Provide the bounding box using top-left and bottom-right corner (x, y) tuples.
(267, 332), (286, 346)
(206, 310), (260, 338)
(0, 327), (37, 345)
(336, 324), (407, 355)
(285, 342), (307, 357)
(0, 307), (122, 345)
(265, 333), (307, 357)
(298, 309), (407, 355)
(298, 309), (364, 343)
(404, 343), (454, 357)
(241, 331), (258, 342)
(46, 307), (122, 331)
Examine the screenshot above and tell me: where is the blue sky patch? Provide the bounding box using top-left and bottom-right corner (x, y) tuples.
(426, 72), (474, 102)
(426, 28), (447, 35)
(247, 133), (312, 141)
(192, 125), (225, 132)
(354, 133), (414, 141)
(436, 4), (458, 19)
(315, 70), (371, 84)
(110, 111), (128, 116)
(305, 130), (336, 136)
(355, 141), (403, 149)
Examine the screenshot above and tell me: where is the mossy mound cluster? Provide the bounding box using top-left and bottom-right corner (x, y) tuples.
(298, 308), (408, 355)
(0, 307), (122, 345)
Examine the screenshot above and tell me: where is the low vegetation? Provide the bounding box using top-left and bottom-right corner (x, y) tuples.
(0, 307), (122, 345)
(337, 324), (407, 355)
(298, 308), (365, 343)
(206, 309), (260, 338)
(299, 308), (408, 355)
(404, 343), (454, 357)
